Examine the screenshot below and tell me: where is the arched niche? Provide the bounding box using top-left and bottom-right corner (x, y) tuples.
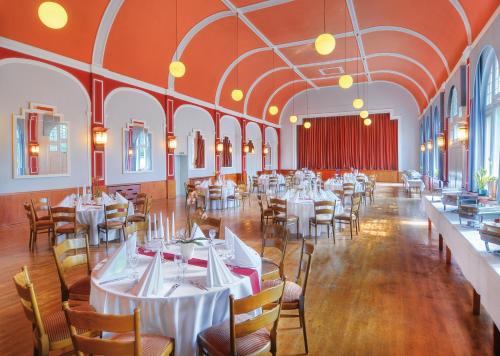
(245, 121), (262, 177)
(173, 105), (215, 181)
(264, 126), (278, 170)
(104, 87), (166, 185)
(219, 115), (242, 174)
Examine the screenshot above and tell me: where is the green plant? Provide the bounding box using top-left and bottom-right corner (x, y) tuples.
(474, 168), (496, 190)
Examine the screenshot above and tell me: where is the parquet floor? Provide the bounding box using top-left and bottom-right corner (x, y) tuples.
(0, 184), (493, 355)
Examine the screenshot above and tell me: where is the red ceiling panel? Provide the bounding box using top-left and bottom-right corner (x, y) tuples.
(371, 72), (427, 111)
(299, 59), (365, 78)
(264, 80), (311, 123)
(459, 0), (498, 38)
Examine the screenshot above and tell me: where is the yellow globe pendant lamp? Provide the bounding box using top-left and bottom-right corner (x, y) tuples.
(38, 2), (68, 29)
(352, 98), (364, 109)
(231, 89), (244, 102)
(304, 121), (312, 129)
(169, 61), (186, 78)
(363, 118), (372, 126)
(268, 105), (279, 116)
(339, 74), (353, 89)
(289, 115), (298, 124)
(360, 110), (369, 119)
(315, 33), (336, 55)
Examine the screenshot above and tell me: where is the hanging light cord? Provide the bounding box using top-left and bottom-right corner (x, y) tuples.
(236, 13), (239, 89)
(175, 0), (178, 61)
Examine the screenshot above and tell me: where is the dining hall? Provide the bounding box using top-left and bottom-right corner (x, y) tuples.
(0, 1), (499, 355)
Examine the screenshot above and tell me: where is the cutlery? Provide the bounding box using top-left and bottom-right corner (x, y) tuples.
(164, 283), (180, 297)
(100, 276), (128, 285)
(190, 280), (208, 291)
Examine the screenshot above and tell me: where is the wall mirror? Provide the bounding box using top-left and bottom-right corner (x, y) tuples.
(265, 143), (272, 168)
(12, 103), (69, 178)
(221, 136), (232, 168)
(192, 130), (205, 169)
(124, 121), (152, 172)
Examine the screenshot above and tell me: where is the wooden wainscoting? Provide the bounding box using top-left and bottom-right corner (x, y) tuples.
(278, 169), (402, 183)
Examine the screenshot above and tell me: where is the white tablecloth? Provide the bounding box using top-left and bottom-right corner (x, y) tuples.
(75, 203), (134, 245)
(90, 242), (258, 356)
(258, 174), (285, 191)
(281, 189), (343, 237)
(402, 175), (425, 191)
(422, 196), (500, 328)
(324, 179), (364, 193)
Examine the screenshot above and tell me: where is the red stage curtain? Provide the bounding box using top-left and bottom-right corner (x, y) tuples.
(297, 113), (398, 170)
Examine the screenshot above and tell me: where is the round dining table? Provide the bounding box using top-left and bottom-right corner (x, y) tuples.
(324, 179), (365, 193)
(196, 180), (237, 210)
(90, 241), (259, 356)
(282, 189), (343, 237)
(258, 174), (285, 191)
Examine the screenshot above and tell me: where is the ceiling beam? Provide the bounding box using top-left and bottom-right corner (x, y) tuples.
(346, 0), (372, 81)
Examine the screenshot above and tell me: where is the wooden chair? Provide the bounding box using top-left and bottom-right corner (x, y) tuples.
(189, 214), (222, 239)
(197, 279), (285, 356)
(262, 240), (315, 354)
(269, 177), (278, 193)
(285, 175), (293, 191)
(356, 175), (366, 183)
(257, 194), (274, 230)
(13, 266), (79, 356)
(309, 200), (337, 244)
(63, 302), (175, 356)
(362, 181), (375, 205)
(50, 206), (90, 242)
(270, 198), (300, 239)
(251, 176), (260, 193)
(342, 182), (355, 205)
(226, 185), (241, 209)
(336, 194), (362, 239)
(127, 195), (151, 224)
(97, 203), (129, 249)
(25, 202), (55, 250)
(124, 221), (148, 245)
(260, 224), (288, 279)
(52, 236), (91, 304)
(238, 183), (251, 208)
(208, 185), (224, 210)
(31, 197), (51, 222)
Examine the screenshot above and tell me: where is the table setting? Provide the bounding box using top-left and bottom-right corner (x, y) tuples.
(324, 178), (365, 193)
(90, 221), (262, 355)
(258, 173), (285, 191)
(195, 178), (238, 210)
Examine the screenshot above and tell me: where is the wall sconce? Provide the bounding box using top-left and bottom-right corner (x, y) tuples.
(128, 148), (134, 156)
(229, 145), (233, 153)
(216, 141), (224, 153)
(167, 135), (177, 150)
(263, 145), (269, 155)
(437, 133), (445, 148)
(420, 144), (426, 152)
(93, 127), (108, 150)
(427, 140), (433, 150)
(457, 126), (468, 143)
(30, 143), (40, 155)
(243, 143), (250, 154)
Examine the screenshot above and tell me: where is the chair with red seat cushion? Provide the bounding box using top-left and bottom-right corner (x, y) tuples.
(197, 279), (285, 356)
(63, 302), (175, 356)
(50, 206), (90, 243)
(97, 202), (129, 249)
(24, 202), (55, 251)
(52, 236), (91, 304)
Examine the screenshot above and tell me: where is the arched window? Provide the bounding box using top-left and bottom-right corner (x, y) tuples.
(432, 106), (441, 178)
(469, 46), (499, 193)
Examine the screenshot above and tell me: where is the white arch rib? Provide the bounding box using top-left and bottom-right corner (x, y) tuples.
(370, 70), (428, 102)
(360, 26), (450, 72)
(449, 0), (472, 44)
(92, 0), (124, 66)
(244, 66), (289, 115)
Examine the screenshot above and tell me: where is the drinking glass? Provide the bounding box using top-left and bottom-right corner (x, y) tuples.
(128, 250), (139, 281)
(174, 253), (183, 282)
(209, 229), (216, 245)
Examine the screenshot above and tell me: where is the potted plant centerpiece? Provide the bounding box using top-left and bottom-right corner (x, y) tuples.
(92, 177), (105, 205)
(475, 168), (496, 196)
(176, 230), (205, 260)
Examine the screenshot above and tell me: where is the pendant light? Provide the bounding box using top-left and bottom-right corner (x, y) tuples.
(169, 0), (186, 78)
(339, 3), (352, 89)
(315, 0), (335, 55)
(360, 110), (369, 119)
(360, 80), (369, 119)
(289, 78), (297, 123)
(352, 42), (363, 109)
(231, 13), (244, 102)
(304, 121), (312, 129)
(420, 144), (426, 152)
(363, 118), (372, 126)
(353, 98), (364, 109)
(268, 50), (279, 115)
(38, 2), (67, 29)
(303, 86), (311, 129)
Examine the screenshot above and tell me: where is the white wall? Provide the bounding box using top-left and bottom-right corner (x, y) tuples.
(245, 122), (262, 177)
(265, 126), (278, 169)
(0, 59), (90, 193)
(104, 88), (166, 185)
(219, 115), (242, 174)
(173, 105), (215, 178)
(279, 81), (420, 170)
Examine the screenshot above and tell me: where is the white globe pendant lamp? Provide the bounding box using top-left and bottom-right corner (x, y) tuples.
(315, 33), (336, 55)
(289, 115), (298, 124)
(363, 118), (372, 126)
(169, 61), (186, 78)
(360, 110), (369, 119)
(339, 74), (353, 89)
(231, 89), (244, 102)
(269, 105), (279, 116)
(352, 98), (364, 109)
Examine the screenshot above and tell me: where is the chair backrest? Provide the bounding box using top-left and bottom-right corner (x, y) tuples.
(351, 194), (362, 214)
(208, 185), (222, 198)
(63, 302), (141, 356)
(12, 266), (47, 349)
(229, 280), (285, 355)
(296, 241), (314, 297)
(364, 181), (374, 193)
(257, 194), (265, 212)
(261, 224), (288, 269)
(190, 215), (222, 239)
(53, 237), (91, 293)
(134, 196), (147, 215)
(252, 177), (259, 187)
(31, 197), (50, 221)
(104, 203), (129, 221)
(24, 202), (35, 227)
(237, 184), (247, 194)
(313, 200), (336, 221)
(356, 176), (365, 182)
(50, 206), (77, 225)
(269, 198), (287, 216)
(124, 221), (148, 245)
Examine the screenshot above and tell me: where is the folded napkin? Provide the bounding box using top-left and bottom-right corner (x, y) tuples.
(226, 227), (260, 269)
(96, 243), (128, 281)
(115, 192), (129, 204)
(131, 251), (164, 297)
(191, 223), (206, 239)
(101, 192), (113, 205)
(206, 245), (237, 288)
(127, 233), (137, 256)
(59, 195), (74, 207)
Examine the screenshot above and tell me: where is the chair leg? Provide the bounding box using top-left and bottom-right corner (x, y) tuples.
(296, 218), (300, 240)
(299, 298), (309, 354)
(349, 221), (353, 240)
(309, 222), (311, 242)
(105, 229), (109, 250)
(332, 222), (336, 244)
(315, 224), (318, 245)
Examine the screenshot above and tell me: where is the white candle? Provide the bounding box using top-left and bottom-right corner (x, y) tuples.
(147, 214), (152, 242)
(158, 212), (164, 239)
(165, 217), (170, 243)
(153, 213), (158, 239)
(172, 212), (175, 238)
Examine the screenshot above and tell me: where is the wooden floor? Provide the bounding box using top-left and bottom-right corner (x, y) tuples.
(0, 184), (493, 355)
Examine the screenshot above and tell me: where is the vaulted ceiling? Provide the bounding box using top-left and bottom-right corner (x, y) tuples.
(0, 0), (497, 124)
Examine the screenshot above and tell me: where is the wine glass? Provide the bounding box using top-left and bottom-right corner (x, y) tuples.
(128, 250), (139, 281)
(174, 253), (183, 282)
(209, 229), (216, 245)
